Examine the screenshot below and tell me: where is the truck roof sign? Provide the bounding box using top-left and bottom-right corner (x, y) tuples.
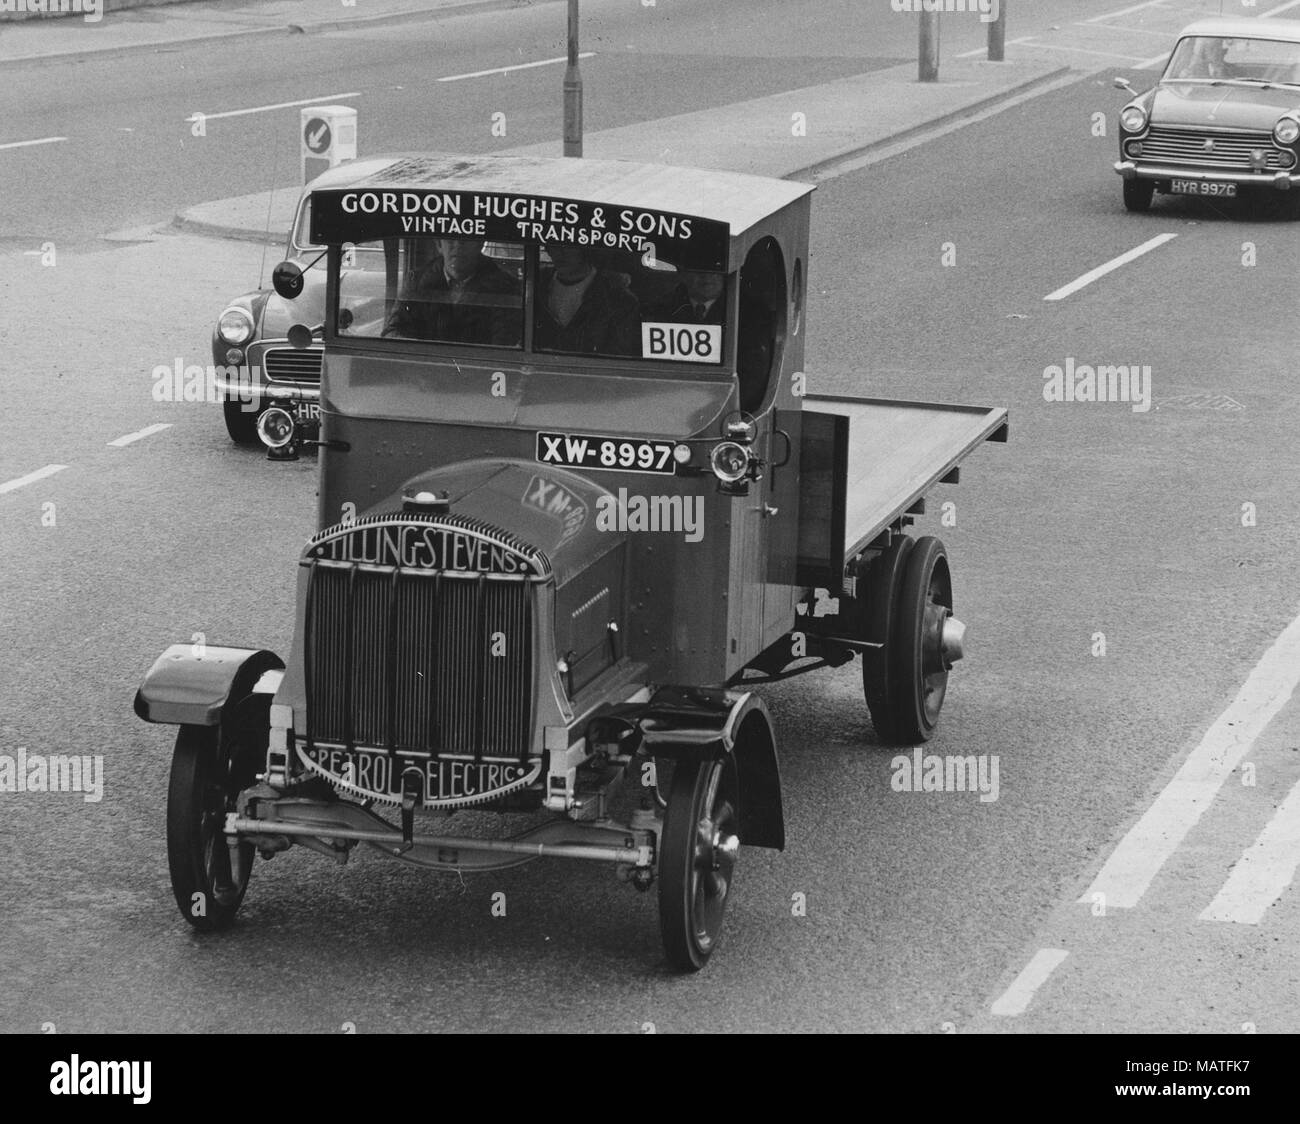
(310, 186), (729, 271)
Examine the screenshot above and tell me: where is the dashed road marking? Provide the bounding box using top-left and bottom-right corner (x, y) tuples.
(1200, 776), (1300, 925)
(990, 949), (1069, 1017)
(1044, 233), (1178, 302)
(1084, 0), (1170, 23)
(107, 424), (173, 448)
(1081, 610), (1300, 910)
(438, 53), (595, 82)
(185, 93), (361, 124)
(0, 464), (67, 495)
(0, 136), (67, 152)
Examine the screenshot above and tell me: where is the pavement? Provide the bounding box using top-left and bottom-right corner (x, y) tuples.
(0, 0), (1070, 242)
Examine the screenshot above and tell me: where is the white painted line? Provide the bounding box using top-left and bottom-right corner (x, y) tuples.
(1085, 0), (1169, 23)
(1043, 233), (1177, 302)
(956, 35), (1033, 59)
(1263, 0), (1300, 17)
(107, 423), (173, 448)
(1073, 23), (1173, 40)
(990, 949), (1069, 1017)
(0, 464), (67, 495)
(1200, 776), (1300, 925)
(0, 136), (67, 152)
(1082, 611), (1300, 911)
(438, 52), (595, 82)
(1135, 52), (1170, 71)
(185, 94), (361, 124)
(1021, 43), (1152, 62)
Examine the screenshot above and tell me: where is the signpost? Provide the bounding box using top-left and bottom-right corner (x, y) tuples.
(988, 1), (1007, 62)
(919, 7), (940, 82)
(300, 105), (357, 184)
(563, 0), (583, 156)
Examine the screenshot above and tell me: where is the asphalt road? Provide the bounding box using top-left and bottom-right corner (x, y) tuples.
(2, 0), (1300, 1035)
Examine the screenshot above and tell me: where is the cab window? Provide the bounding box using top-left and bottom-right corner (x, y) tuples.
(736, 237), (786, 412)
(532, 243), (727, 364)
(338, 236), (525, 348)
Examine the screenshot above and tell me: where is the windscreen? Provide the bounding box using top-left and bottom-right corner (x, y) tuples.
(1165, 36), (1300, 83)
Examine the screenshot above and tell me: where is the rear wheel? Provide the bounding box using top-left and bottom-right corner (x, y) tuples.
(861, 535), (915, 744)
(658, 755), (740, 972)
(166, 724), (256, 931)
(889, 536), (954, 745)
(1123, 178), (1155, 213)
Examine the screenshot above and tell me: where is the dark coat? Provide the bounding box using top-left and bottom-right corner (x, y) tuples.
(384, 256), (522, 346)
(534, 269), (641, 357)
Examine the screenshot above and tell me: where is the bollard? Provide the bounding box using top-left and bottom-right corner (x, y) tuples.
(919, 8), (940, 82)
(563, 0), (583, 156)
(988, 1), (1006, 62)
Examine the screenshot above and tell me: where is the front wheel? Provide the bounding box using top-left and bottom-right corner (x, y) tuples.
(222, 395), (262, 446)
(1123, 178), (1155, 213)
(166, 724), (256, 931)
(658, 755), (741, 972)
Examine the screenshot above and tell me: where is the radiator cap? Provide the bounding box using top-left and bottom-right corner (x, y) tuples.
(402, 490), (451, 514)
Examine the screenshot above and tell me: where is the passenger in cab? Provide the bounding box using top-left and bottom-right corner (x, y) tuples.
(534, 244), (640, 357)
(383, 238), (522, 346)
(656, 270), (726, 324)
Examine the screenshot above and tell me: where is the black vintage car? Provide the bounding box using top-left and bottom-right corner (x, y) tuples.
(1115, 17), (1300, 214)
(138, 153), (1007, 970)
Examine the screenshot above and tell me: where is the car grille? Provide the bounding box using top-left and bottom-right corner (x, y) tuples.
(304, 560), (537, 759)
(263, 346), (323, 384)
(1141, 126), (1290, 170)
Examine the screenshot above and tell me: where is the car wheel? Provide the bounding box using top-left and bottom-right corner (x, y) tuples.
(167, 724), (257, 931)
(1123, 179), (1155, 213)
(223, 395), (262, 446)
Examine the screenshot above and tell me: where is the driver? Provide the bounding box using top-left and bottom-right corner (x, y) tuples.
(383, 238), (521, 346)
(1190, 37), (1230, 79)
(533, 244), (640, 356)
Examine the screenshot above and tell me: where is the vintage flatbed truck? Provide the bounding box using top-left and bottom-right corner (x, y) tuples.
(135, 153), (1007, 970)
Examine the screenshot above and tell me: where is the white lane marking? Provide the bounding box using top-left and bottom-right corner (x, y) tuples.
(1135, 52), (1170, 70)
(0, 464), (67, 495)
(0, 136), (67, 152)
(990, 949), (1069, 1017)
(1043, 233), (1177, 302)
(185, 93), (361, 124)
(1084, 0), (1169, 23)
(1081, 612), (1300, 911)
(1021, 42), (1152, 62)
(1073, 23), (1174, 40)
(956, 35), (1034, 59)
(1263, 0), (1300, 17)
(107, 423), (172, 448)
(438, 52), (595, 82)
(1200, 776), (1300, 925)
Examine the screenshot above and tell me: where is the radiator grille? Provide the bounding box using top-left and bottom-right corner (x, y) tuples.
(1141, 126), (1290, 170)
(305, 564), (535, 758)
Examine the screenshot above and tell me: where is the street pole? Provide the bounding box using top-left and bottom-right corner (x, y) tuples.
(988, 1), (1006, 62)
(563, 0), (583, 156)
(919, 7), (940, 82)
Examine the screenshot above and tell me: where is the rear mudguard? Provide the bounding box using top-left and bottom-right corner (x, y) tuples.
(134, 644), (284, 727)
(603, 686), (784, 851)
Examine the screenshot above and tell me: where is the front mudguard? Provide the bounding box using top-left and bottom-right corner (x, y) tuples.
(134, 644), (284, 727)
(604, 686), (785, 851)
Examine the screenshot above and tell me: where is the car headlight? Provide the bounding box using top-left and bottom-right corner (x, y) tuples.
(1120, 106), (1148, 133)
(217, 307), (255, 346)
(1274, 117), (1300, 145)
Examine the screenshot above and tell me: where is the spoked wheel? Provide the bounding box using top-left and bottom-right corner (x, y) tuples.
(658, 755), (741, 972)
(1123, 178), (1155, 213)
(166, 724), (256, 931)
(890, 536), (956, 744)
(860, 534), (915, 744)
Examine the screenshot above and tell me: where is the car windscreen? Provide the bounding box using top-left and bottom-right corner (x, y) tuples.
(1165, 36), (1300, 84)
(338, 237), (526, 348)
